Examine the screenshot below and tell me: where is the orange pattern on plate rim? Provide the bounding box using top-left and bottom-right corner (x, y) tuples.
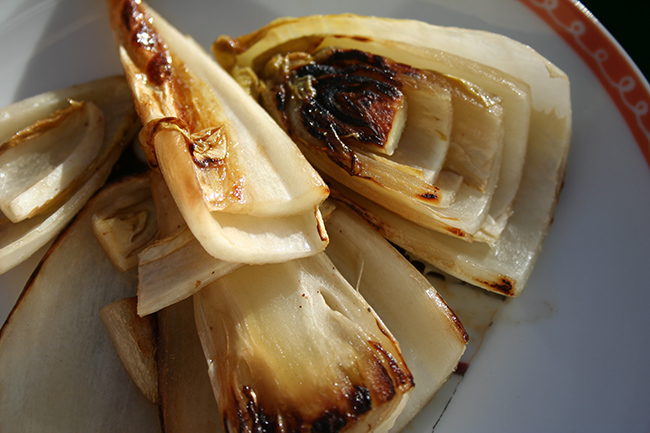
(520, 0), (650, 170)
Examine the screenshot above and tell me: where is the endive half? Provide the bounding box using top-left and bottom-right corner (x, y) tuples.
(213, 14), (571, 294)
(213, 15), (541, 241)
(193, 252), (414, 433)
(0, 76), (139, 274)
(106, 0), (330, 264)
(137, 170), (242, 316)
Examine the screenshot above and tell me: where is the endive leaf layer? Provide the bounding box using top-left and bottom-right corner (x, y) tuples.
(194, 252), (414, 433)
(331, 103), (570, 297)
(324, 204), (468, 432)
(0, 76), (139, 274)
(106, 0), (330, 264)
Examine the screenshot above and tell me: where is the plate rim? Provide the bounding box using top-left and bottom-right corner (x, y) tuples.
(520, 0), (650, 170)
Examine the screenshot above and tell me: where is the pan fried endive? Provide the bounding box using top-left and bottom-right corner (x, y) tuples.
(323, 204), (468, 431)
(213, 17), (535, 243)
(0, 2), (573, 431)
(107, 0), (330, 264)
(213, 14), (571, 295)
(193, 252), (415, 433)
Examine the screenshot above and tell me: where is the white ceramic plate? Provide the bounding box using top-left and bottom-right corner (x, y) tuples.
(1, 0), (649, 432)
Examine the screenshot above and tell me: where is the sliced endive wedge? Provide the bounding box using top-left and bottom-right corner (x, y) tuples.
(193, 252), (414, 433)
(0, 175), (161, 432)
(293, 32), (531, 238)
(224, 42), (506, 239)
(324, 204), (468, 432)
(296, 16), (572, 295)
(106, 0), (329, 263)
(0, 76), (139, 274)
(213, 15), (537, 241)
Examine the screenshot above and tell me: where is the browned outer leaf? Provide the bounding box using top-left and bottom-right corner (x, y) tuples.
(100, 296), (158, 404)
(107, 0), (246, 211)
(157, 298), (224, 433)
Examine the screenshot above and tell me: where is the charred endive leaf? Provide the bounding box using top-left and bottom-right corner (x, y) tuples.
(256, 46), (508, 238)
(106, 0), (329, 264)
(213, 16), (539, 241)
(193, 253), (414, 433)
(324, 204), (467, 432)
(263, 50), (436, 173)
(0, 175), (161, 432)
(0, 76), (139, 274)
